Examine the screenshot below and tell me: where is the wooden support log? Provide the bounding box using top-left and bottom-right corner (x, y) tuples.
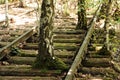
(87, 51), (111, 58)
(78, 67), (117, 76)
(53, 39), (82, 43)
(0, 30), (25, 36)
(23, 43), (79, 51)
(0, 64), (31, 70)
(82, 58), (111, 67)
(0, 65), (61, 76)
(0, 42), (10, 47)
(53, 34), (85, 39)
(56, 26), (76, 29)
(53, 30), (86, 34)
(0, 76), (59, 80)
(0, 30), (9, 35)
(20, 49), (74, 58)
(1, 36), (17, 42)
(54, 46), (79, 51)
(87, 54), (110, 58)
(8, 57), (72, 65)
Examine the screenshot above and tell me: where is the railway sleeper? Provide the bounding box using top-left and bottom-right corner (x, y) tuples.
(81, 58), (111, 67)
(77, 67), (119, 79)
(7, 56), (73, 65)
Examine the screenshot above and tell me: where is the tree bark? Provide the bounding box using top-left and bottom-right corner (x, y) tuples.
(104, 0), (113, 50)
(33, 0), (54, 69)
(33, 0), (67, 70)
(76, 0), (87, 30)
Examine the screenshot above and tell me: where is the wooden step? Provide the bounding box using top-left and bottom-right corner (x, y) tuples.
(78, 67), (117, 76)
(8, 56), (72, 65)
(87, 51), (110, 58)
(0, 30), (25, 36)
(0, 42), (10, 48)
(0, 65), (61, 76)
(1, 36), (17, 42)
(19, 49), (74, 58)
(53, 39), (82, 43)
(82, 58), (111, 67)
(54, 45), (79, 51)
(53, 30), (85, 34)
(0, 76), (59, 80)
(86, 54), (110, 58)
(56, 26), (75, 29)
(22, 43), (79, 50)
(53, 34), (85, 39)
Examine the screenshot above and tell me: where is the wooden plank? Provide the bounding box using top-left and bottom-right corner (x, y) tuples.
(0, 66), (61, 76)
(53, 39), (82, 43)
(20, 49), (74, 58)
(78, 67), (116, 76)
(8, 56), (72, 65)
(0, 76), (59, 80)
(53, 34), (84, 39)
(82, 58), (111, 67)
(53, 30), (86, 34)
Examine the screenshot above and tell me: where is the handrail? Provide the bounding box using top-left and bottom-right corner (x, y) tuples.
(64, 4), (102, 80)
(0, 26), (36, 60)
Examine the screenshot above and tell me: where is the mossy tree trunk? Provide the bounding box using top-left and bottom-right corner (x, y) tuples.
(104, 0), (113, 51)
(76, 0), (87, 30)
(33, 0), (67, 70)
(33, 0), (54, 69)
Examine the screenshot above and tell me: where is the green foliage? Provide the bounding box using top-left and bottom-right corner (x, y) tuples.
(9, 47), (20, 56)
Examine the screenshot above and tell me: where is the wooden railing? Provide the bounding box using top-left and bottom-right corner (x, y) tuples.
(64, 4), (102, 80)
(0, 26), (36, 60)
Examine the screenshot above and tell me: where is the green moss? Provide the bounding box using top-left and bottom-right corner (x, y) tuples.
(32, 56), (68, 70)
(9, 47), (21, 56)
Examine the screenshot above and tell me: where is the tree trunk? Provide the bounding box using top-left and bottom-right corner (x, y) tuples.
(76, 0), (87, 30)
(104, 0), (113, 50)
(33, 0), (67, 70)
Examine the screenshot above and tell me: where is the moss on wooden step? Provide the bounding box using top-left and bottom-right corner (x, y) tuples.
(0, 76), (59, 80)
(54, 45), (79, 51)
(8, 56), (72, 65)
(19, 49), (74, 58)
(53, 30), (85, 34)
(78, 67), (119, 78)
(53, 34), (85, 39)
(53, 39), (82, 43)
(0, 64), (31, 70)
(87, 51), (111, 58)
(0, 42), (10, 47)
(87, 54), (110, 58)
(22, 43), (79, 50)
(0, 68), (61, 76)
(56, 26), (75, 29)
(1, 37), (18, 42)
(82, 58), (111, 67)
